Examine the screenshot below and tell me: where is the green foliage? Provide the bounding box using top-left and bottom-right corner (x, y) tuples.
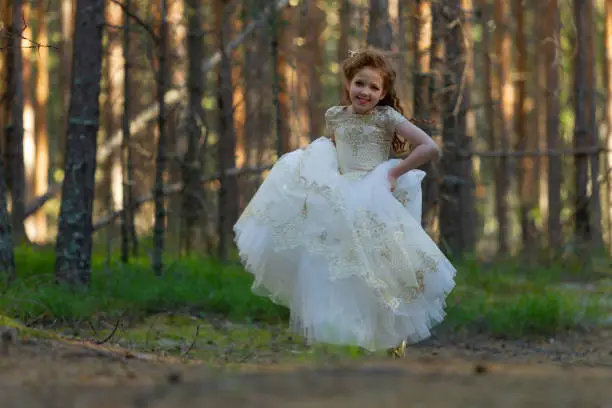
(1, 247), (609, 345)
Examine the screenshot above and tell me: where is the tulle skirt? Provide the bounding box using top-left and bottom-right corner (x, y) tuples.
(234, 137), (456, 351)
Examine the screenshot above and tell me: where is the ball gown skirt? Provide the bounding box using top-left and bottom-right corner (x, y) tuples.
(234, 137), (456, 351)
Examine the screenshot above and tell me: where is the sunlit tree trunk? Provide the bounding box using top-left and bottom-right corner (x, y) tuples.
(153, 0), (169, 275)
(514, 0), (536, 256)
(55, 0), (105, 286)
(22, 2), (37, 241)
(34, 0), (50, 243)
(413, 0), (435, 232)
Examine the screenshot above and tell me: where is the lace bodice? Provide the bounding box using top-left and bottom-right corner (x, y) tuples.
(325, 106), (408, 178)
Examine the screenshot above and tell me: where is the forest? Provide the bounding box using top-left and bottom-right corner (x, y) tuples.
(1, 0), (612, 403)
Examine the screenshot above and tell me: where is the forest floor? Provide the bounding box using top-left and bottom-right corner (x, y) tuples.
(2, 316), (612, 407)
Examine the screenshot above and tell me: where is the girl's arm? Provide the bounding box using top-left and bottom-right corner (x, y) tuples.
(388, 121), (439, 180)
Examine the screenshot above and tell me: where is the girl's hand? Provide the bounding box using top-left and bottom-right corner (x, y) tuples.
(387, 172), (398, 192)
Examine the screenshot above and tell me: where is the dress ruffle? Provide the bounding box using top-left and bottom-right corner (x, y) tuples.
(234, 137), (456, 351)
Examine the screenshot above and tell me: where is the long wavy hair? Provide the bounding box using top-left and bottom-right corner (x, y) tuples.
(341, 49), (431, 154)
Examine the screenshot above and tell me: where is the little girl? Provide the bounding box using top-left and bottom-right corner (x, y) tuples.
(234, 49), (456, 357)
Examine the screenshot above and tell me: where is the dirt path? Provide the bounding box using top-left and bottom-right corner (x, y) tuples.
(2, 329), (612, 407)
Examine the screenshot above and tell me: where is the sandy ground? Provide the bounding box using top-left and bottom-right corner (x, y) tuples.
(2, 328), (612, 407)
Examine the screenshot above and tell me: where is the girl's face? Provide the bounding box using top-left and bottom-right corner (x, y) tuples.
(347, 67), (387, 114)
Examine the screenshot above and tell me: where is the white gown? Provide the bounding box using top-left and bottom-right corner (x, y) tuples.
(234, 105), (456, 351)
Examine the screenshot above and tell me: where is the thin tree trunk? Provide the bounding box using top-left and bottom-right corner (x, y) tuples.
(413, 0), (435, 231)
(338, 0), (350, 98)
(216, 0), (238, 261)
(0, 145), (14, 281)
(573, 0), (591, 244)
(153, 0), (169, 275)
(8, 0), (27, 244)
(121, 0), (137, 262)
(59, 0), (74, 171)
(514, 0), (535, 256)
(22, 2), (36, 240)
(181, 0), (204, 254)
(494, 0), (511, 254)
(605, 0), (612, 249)
(586, 0), (603, 248)
(34, 0), (50, 244)
(546, 0), (562, 251)
(55, 0), (105, 286)
(460, 0), (476, 253)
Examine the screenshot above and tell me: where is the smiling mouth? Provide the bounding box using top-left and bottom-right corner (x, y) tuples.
(356, 97), (370, 104)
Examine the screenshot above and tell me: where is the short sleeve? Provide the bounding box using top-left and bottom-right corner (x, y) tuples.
(384, 106), (409, 134)
(324, 106), (342, 139)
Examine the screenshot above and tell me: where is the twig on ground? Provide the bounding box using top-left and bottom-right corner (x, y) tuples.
(94, 317), (122, 345)
(180, 324), (200, 358)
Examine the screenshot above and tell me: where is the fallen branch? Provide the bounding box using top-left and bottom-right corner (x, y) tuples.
(94, 317), (122, 345)
(180, 324), (200, 358)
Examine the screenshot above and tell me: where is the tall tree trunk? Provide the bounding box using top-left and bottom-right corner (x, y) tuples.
(460, 0), (476, 253)
(440, 0), (473, 257)
(34, 0), (50, 243)
(59, 0), (74, 171)
(181, 0), (205, 254)
(22, 2), (36, 241)
(573, 0), (591, 244)
(0, 1), (15, 279)
(413, 0), (435, 231)
(338, 0), (350, 98)
(8, 0), (27, 244)
(153, 0), (169, 275)
(55, 0), (105, 286)
(367, 0), (392, 50)
(494, 0), (511, 254)
(546, 0), (562, 251)
(514, 0), (535, 256)
(104, 0), (124, 260)
(216, 0), (238, 261)
(586, 0), (603, 248)
(0, 146), (14, 280)
(302, 1), (325, 140)
(121, 0), (137, 262)
(605, 0), (612, 249)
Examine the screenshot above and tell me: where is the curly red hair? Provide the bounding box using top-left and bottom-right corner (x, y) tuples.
(341, 49), (433, 154)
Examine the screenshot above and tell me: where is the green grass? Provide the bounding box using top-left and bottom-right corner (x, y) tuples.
(0, 246), (609, 347)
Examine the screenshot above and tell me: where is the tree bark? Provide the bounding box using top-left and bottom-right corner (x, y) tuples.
(514, 0), (536, 256)
(8, 0), (27, 244)
(545, 0), (562, 251)
(439, 0), (473, 257)
(152, 0), (169, 275)
(55, 0), (105, 286)
(573, 0), (591, 244)
(493, 0), (512, 254)
(367, 0), (392, 50)
(181, 0), (205, 254)
(34, 0), (50, 244)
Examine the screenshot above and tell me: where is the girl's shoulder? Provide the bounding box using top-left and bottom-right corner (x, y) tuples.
(325, 105), (347, 120)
